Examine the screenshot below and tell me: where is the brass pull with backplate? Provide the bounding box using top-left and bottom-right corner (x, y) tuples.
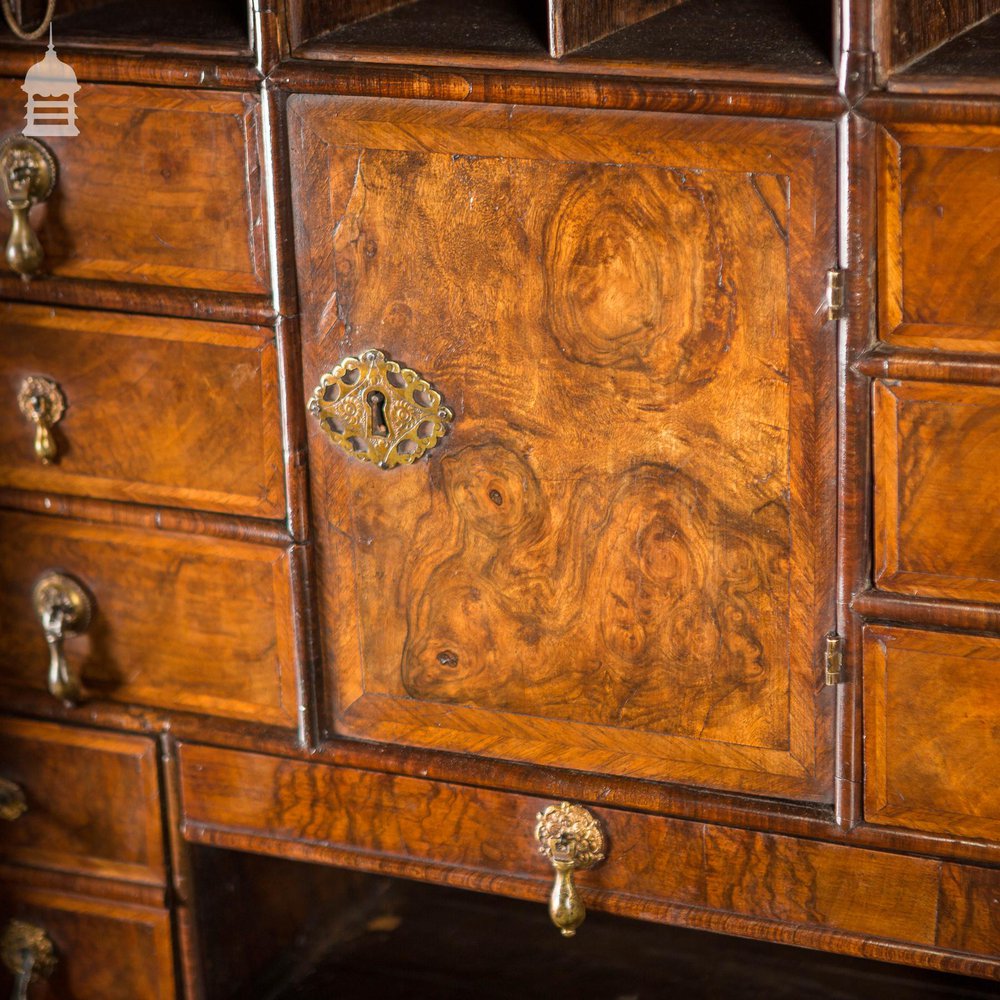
(1, 921), (56, 1000)
(535, 802), (606, 937)
(0, 779), (26, 822)
(0, 136), (56, 280)
(32, 571), (92, 706)
(17, 376), (65, 464)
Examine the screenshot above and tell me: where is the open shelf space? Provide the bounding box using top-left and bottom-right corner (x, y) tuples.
(0, 0), (251, 56)
(192, 850), (999, 1000)
(889, 9), (1000, 94)
(296, 0), (837, 87)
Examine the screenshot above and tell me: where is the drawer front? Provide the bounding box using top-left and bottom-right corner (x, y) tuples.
(0, 304), (284, 517)
(879, 123), (1000, 353)
(178, 742), (1000, 969)
(0, 512), (298, 727)
(290, 97), (839, 800)
(864, 625), (1000, 842)
(0, 718), (163, 884)
(0, 82), (267, 295)
(0, 878), (174, 1000)
(874, 379), (1000, 602)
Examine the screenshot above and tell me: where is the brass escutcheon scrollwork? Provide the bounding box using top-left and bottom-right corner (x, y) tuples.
(535, 802), (606, 937)
(308, 349), (452, 470)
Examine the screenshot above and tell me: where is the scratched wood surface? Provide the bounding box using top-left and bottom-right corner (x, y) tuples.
(290, 96), (838, 800)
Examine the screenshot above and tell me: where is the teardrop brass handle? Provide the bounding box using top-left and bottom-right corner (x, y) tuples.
(535, 802), (606, 937)
(0, 779), (26, 822)
(0, 135), (56, 281)
(17, 376), (65, 465)
(1, 921), (56, 1000)
(32, 571), (92, 706)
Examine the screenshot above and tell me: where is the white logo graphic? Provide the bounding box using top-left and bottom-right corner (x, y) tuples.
(22, 26), (79, 138)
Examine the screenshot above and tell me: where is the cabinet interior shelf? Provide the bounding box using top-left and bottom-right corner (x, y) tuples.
(294, 0), (837, 87)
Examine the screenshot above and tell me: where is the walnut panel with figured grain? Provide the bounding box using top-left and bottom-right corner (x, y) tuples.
(291, 97), (838, 800)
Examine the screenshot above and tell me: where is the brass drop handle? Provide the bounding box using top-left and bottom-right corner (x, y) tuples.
(1, 921), (56, 1000)
(17, 376), (65, 465)
(535, 802), (606, 937)
(32, 571), (92, 706)
(0, 779), (26, 822)
(0, 135), (57, 280)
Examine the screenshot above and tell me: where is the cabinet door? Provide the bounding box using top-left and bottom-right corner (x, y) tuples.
(291, 97), (838, 801)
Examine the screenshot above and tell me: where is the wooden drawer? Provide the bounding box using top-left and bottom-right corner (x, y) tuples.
(0, 82), (267, 296)
(0, 873), (175, 1000)
(0, 511), (298, 728)
(290, 97), (839, 801)
(0, 304), (284, 518)
(874, 379), (1000, 602)
(0, 718), (164, 885)
(879, 123), (1000, 352)
(178, 742), (1000, 972)
(864, 625), (1000, 843)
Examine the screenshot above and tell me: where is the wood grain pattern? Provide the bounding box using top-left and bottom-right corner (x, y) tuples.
(937, 864), (1000, 957)
(875, 0), (1000, 77)
(864, 626), (1000, 842)
(178, 743), (1000, 976)
(0, 303), (284, 518)
(0, 717), (164, 885)
(0, 82), (268, 295)
(290, 96), (838, 800)
(0, 511), (298, 727)
(878, 123), (1000, 352)
(548, 0), (683, 57)
(0, 873), (175, 1000)
(874, 379), (1000, 602)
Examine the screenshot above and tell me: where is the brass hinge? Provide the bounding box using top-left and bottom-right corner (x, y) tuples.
(826, 269), (846, 321)
(824, 633), (845, 686)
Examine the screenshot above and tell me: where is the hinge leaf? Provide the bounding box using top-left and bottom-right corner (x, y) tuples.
(826, 268), (845, 321)
(824, 632), (844, 686)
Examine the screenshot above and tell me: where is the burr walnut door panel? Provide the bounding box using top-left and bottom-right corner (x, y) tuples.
(291, 97), (839, 800)
(0, 82), (268, 295)
(878, 123), (1000, 352)
(0, 511), (298, 728)
(864, 626), (1000, 843)
(0, 304), (284, 518)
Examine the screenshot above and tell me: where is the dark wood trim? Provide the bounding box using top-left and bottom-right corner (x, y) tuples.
(857, 349), (1000, 385)
(853, 588), (1000, 635)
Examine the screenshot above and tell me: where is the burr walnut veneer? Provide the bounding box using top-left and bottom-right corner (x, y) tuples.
(0, 0), (998, 995)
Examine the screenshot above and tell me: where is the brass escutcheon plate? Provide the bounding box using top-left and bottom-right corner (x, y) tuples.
(0, 135), (57, 203)
(308, 349), (453, 470)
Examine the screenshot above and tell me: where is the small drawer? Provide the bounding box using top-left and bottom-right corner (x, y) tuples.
(864, 625), (1000, 843)
(0, 82), (267, 296)
(873, 378), (1000, 603)
(879, 122), (1000, 353)
(179, 743), (981, 960)
(0, 718), (163, 885)
(0, 872), (175, 1000)
(0, 304), (284, 518)
(0, 511), (298, 728)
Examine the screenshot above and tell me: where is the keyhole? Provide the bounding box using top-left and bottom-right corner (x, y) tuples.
(367, 390), (389, 437)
